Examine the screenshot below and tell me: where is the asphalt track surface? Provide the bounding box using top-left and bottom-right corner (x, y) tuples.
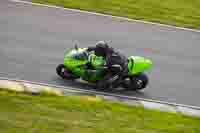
(1, 0), (200, 106)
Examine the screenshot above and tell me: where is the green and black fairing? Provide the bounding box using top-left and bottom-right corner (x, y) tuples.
(63, 48), (106, 82)
(57, 46), (153, 91)
(63, 47), (152, 83)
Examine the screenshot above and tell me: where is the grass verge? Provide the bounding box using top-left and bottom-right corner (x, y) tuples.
(32, 0), (200, 30)
(0, 90), (200, 133)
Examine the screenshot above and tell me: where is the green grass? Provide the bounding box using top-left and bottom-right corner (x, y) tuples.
(0, 90), (200, 133)
(32, 0), (200, 29)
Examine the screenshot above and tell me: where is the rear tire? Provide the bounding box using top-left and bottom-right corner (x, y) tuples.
(122, 73), (148, 91)
(56, 64), (79, 80)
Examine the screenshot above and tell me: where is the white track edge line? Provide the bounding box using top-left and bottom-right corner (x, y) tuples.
(9, 0), (200, 33)
(1, 76), (200, 110)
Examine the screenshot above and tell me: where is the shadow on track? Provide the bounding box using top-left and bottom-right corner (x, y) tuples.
(51, 75), (150, 98)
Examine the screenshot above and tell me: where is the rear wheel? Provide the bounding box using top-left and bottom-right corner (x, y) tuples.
(56, 64), (79, 80)
(122, 73), (148, 91)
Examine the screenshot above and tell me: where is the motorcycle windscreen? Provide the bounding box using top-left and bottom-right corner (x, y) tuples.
(63, 48), (88, 70)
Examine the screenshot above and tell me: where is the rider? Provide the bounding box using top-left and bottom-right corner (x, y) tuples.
(87, 41), (128, 89)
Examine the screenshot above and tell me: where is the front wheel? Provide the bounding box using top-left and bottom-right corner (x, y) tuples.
(56, 64), (79, 80)
(122, 73), (148, 91)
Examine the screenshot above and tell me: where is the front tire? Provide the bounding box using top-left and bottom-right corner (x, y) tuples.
(122, 73), (148, 91)
(56, 64), (79, 80)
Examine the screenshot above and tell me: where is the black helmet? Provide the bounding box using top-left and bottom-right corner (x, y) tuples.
(95, 41), (109, 57)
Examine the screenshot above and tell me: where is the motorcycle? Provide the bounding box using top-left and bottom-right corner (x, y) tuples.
(56, 45), (152, 91)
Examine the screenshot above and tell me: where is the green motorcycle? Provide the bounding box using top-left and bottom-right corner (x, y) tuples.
(56, 45), (152, 91)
